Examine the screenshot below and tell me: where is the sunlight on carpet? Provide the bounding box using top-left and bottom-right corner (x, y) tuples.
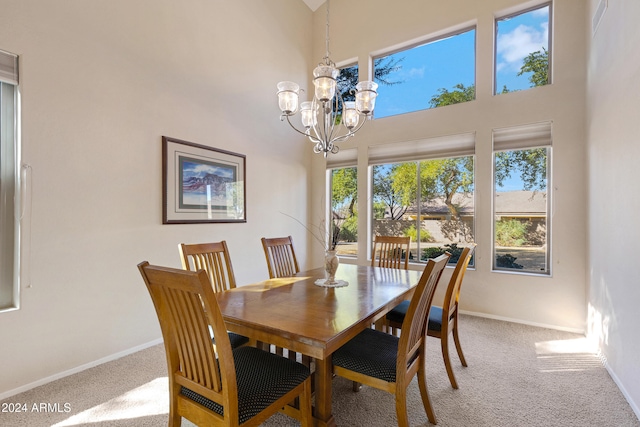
(51, 377), (168, 426)
(535, 336), (603, 373)
(535, 337), (598, 354)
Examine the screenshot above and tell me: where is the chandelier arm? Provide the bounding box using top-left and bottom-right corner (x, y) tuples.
(328, 96), (342, 143)
(309, 98), (326, 146)
(283, 115), (322, 144)
(325, 104), (335, 145)
(327, 113), (368, 145)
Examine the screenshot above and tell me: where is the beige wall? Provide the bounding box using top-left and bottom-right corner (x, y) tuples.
(310, 0), (588, 331)
(3, 0), (636, 416)
(0, 0), (314, 397)
(587, 0), (640, 415)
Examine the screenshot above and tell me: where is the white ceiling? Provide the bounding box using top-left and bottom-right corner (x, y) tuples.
(302, 0), (325, 12)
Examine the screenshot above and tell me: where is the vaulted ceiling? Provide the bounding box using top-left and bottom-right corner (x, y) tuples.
(302, 0), (325, 12)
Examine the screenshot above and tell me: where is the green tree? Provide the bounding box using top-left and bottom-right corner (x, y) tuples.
(428, 83), (475, 108)
(495, 148), (547, 191)
(331, 167), (358, 245)
(495, 219), (528, 246)
(518, 47), (549, 87)
(391, 158), (473, 218)
(372, 165), (407, 220)
(331, 167), (357, 217)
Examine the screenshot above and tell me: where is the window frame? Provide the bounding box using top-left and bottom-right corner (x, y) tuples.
(491, 124), (552, 276)
(371, 24), (477, 119)
(494, 1), (553, 96)
(0, 62), (21, 312)
(368, 153), (476, 267)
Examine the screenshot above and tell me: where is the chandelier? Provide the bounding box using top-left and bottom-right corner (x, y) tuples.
(276, 0), (378, 156)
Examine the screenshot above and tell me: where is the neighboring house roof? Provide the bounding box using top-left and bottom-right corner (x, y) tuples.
(401, 191), (547, 217)
(495, 191), (547, 216)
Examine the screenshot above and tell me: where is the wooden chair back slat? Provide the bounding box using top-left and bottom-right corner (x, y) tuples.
(179, 241), (237, 293)
(371, 235), (411, 270)
(261, 236), (300, 279)
(164, 286), (220, 390)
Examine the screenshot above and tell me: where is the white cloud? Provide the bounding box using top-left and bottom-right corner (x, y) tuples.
(497, 23), (548, 71)
(404, 67), (425, 79)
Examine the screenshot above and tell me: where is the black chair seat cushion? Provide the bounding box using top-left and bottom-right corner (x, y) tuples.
(386, 301), (443, 332)
(227, 332), (250, 348)
(333, 328), (399, 382)
(210, 330), (249, 349)
(180, 346), (310, 424)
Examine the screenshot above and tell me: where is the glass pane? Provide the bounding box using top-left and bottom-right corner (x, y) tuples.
(374, 28), (476, 118)
(372, 163), (418, 261)
(331, 167), (358, 256)
(493, 148), (549, 273)
(372, 157), (475, 266)
(496, 5), (550, 94)
(337, 64), (358, 102)
(416, 156), (475, 265)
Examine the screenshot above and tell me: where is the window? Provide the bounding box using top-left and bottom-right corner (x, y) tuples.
(373, 28), (476, 118)
(0, 48), (20, 311)
(336, 63), (358, 102)
(369, 134), (475, 265)
(334, 63), (359, 123)
(493, 122), (551, 274)
(495, 3), (551, 95)
(328, 149), (358, 257)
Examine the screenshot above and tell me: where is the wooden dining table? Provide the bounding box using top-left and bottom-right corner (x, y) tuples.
(216, 263), (423, 427)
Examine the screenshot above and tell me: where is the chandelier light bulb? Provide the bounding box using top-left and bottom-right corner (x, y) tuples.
(355, 81), (378, 115)
(343, 102), (359, 130)
(300, 101), (318, 129)
(313, 65), (339, 102)
(277, 81), (300, 115)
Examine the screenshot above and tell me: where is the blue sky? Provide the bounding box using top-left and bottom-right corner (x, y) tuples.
(372, 5), (549, 119)
(496, 6), (549, 92)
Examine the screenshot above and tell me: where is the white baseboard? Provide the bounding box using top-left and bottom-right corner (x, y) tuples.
(460, 309), (585, 334)
(601, 355), (640, 422)
(0, 338), (163, 401)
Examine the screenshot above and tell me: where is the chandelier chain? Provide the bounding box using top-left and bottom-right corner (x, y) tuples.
(324, 0), (331, 65)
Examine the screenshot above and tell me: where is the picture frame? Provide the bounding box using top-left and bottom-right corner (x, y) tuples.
(162, 136), (246, 224)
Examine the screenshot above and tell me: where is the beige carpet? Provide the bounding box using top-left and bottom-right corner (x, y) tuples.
(1, 315), (638, 426)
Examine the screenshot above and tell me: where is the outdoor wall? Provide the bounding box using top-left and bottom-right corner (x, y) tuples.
(586, 0), (640, 416)
(310, 0), (588, 332)
(0, 0), (313, 398)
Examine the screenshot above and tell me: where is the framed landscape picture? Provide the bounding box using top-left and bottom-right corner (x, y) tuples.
(162, 136), (246, 224)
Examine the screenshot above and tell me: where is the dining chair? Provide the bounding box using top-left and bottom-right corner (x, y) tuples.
(261, 236), (300, 279)
(371, 235), (411, 270)
(332, 253), (450, 427)
(138, 262), (313, 427)
(386, 244), (476, 389)
(179, 241), (249, 349)
(261, 236), (310, 366)
(369, 235), (411, 335)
